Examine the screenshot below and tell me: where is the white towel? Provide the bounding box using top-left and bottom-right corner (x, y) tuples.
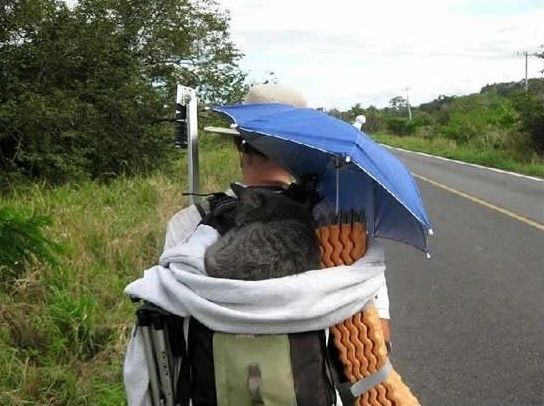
(124, 224), (386, 406)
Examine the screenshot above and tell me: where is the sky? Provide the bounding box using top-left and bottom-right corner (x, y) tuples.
(219, 0), (544, 109)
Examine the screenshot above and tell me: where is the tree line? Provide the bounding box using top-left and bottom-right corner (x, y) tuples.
(0, 0), (246, 189)
(333, 66), (544, 160)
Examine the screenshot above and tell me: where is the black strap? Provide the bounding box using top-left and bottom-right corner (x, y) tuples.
(325, 336), (355, 406)
(168, 316), (190, 406)
(195, 201), (209, 220)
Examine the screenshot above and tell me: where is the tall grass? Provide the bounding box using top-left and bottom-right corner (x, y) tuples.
(372, 133), (544, 177)
(0, 138), (240, 405)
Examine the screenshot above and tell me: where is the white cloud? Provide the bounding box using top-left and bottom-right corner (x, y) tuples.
(220, 0), (544, 108)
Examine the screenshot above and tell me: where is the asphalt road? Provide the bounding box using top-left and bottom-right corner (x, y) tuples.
(383, 149), (544, 406)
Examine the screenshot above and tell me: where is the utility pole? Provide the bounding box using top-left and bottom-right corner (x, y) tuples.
(524, 51), (528, 92)
(516, 50), (536, 92)
(405, 87), (413, 121)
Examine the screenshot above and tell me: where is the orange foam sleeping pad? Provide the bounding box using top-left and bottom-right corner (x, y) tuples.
(316, 220), (420, 406)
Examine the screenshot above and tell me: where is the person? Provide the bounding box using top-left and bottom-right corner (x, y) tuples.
(124, 84), (392, 406)
(163, 84), (391, 341)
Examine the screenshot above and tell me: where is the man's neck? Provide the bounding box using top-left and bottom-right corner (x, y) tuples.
(242, 174), (291, 188)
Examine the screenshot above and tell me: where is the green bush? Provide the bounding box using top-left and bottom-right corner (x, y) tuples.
(0, 0), (246, 188)
(0, 206), (60, 285)
(343, 78), (544, 165)
(512, 92), (544, 156)
(385, 117), (416, 136)
(440, 93), (517, 145)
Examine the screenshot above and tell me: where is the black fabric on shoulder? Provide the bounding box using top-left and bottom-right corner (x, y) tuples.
(199, 193), (238, 235)
(188, 318), (217, 406)
(289, 330), (336, 406)
(326, 337), (354, 406)
(167, 315), (191, 406)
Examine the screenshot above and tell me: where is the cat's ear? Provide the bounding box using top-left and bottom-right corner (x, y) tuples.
(240, 188), (266, 208)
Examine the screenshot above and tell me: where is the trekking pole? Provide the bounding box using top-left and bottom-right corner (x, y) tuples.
(151, 313), (176, 406)
(136, 308), (163, 406)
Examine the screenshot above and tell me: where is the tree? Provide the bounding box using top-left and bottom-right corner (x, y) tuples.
(96, 0), (247, 104)
(326, 108), (343, 119)
(342, 103), (365, 123)
(389, 96), (407, 113)
(536, 45), (544, 73)
(513, 92), (544, 156)
(0, 0), (246, 187)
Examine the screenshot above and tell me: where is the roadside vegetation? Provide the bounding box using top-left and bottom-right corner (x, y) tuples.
(1, 0), (241, 404)
(371, 133), (544, 177)
(1, 1), (542, 404)
(0, 0), (246, 191)
(332, 76), (544, 177)
(0, 139), (239, 405)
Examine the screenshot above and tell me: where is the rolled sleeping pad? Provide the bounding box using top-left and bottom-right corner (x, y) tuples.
(316, 211), (420, 406)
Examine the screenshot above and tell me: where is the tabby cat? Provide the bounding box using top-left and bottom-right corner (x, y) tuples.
(204, 187), (321, 281)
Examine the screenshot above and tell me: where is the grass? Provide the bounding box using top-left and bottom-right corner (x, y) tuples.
(0, 138), (240, 406)
(372, 133), (544, 178)
(1, 127), (541, 404)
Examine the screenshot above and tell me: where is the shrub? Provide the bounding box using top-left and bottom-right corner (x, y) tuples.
(0, 206), (60, 285)
(385, 117), (416, 136)
(0, 0), (246, 188)
(440, 93), (517, 145)
(512, 92), (544, 156)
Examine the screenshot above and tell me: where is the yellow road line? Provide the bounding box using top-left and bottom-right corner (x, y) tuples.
(413, 173), (544, 232)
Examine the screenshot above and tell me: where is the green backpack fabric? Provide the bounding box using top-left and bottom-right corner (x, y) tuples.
(185, 189), (336, 406)
(187, 318), (336, 406)
(214, 333), (297, 406)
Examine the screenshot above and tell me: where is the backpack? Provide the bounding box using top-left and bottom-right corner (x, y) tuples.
(191, 189), (336, 406)
(135, 302), (337, 406)
(135, 188), (338, 406)
(135, 184), (403, 406)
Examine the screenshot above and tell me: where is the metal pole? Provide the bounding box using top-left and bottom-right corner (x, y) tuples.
(142, 326), (163, 406)
(136, 309), (163, 406)
(176, 85), (199, 205)
(405, 87), (412, 121)
(524, 51), (528, 92)
(151, 316), (175, 406)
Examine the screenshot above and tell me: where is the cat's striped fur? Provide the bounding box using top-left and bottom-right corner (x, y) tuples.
(204, 188), (321, 281)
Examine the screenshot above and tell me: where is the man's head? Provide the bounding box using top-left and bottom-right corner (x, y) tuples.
(237, 85), (307, 186)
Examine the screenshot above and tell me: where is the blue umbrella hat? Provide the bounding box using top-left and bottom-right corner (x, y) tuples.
(210, 103), (433, 253)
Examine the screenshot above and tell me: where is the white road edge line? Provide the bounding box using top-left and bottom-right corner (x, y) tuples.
(413, 173), (544, 231)
(381, 144), (544, 182)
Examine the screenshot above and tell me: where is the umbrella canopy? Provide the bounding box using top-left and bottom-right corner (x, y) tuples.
(212, 103), (432, 252)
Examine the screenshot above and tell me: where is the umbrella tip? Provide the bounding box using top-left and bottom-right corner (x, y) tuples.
(428, 228), (434, 236)
(345, 155), (352, 163)
(426, 252), (431, 259)
(230, 123), (238, 129)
